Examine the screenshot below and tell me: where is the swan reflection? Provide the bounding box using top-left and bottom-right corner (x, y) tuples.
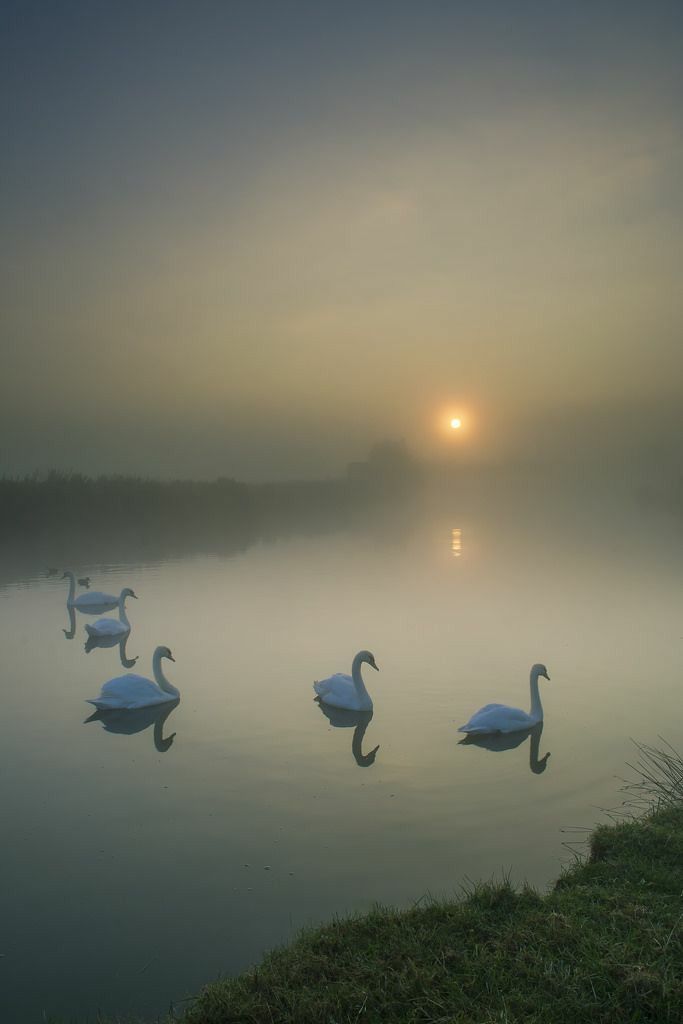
(459, 721), (550, 774)
(84, 631), (139, 669)
(63, 604), (77, 640)
(85, 700), (179, 753)
(315, 700), (379, 767)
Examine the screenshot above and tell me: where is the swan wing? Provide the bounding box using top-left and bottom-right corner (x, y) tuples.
(313, 673), (367, 711)
(314, 672), (352, 694)
(87, 674), (168, 710)
(459, 704), (533, 734)
(76, 591), (118, 605)
(85, 618), (127, 637)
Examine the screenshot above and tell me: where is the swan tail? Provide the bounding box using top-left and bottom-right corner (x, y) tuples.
(85, 698), (111, 710)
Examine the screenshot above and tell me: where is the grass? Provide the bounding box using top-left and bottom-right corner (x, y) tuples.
(178, 804), (683, 1024)
(44, 746), (683, 1024)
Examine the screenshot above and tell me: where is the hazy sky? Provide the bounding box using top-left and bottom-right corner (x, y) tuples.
(2, 1), (682, 479)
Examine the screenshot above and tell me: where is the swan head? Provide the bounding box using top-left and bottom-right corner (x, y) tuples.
(532, 663), (550, 681)
(159, 646), (175, 663)
(61, 571), (74, 581)
(121, 587), (138, 600)
(359, 650), (379, 671)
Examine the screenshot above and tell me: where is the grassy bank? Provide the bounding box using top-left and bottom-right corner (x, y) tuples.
(179, 804), (683, 1024)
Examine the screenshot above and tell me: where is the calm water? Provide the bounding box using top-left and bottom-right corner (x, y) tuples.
(1, 490), (681, 1022)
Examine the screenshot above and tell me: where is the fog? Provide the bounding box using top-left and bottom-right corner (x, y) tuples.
(2, 2), (682, 482)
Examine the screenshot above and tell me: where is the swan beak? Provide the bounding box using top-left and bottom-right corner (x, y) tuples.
(371, 661), (379, 671)
(131, 592), (138, 599)
(168, 653), (176, 662)
(543, 671), (550, 680)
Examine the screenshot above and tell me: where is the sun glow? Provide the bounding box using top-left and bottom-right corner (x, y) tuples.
(450, 418), (462, 429)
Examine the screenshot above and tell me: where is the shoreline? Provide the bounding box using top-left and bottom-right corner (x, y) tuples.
(171, 802), (683, 1023)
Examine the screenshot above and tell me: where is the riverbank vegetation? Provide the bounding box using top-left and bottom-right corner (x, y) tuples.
(45, 750), (681, 1023)
(179, 801), (683, 1023)
(161, 742), (683, 1022)
(0, 442), (421, 543)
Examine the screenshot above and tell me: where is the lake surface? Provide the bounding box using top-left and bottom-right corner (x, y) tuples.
(1, 486), (681, 1022)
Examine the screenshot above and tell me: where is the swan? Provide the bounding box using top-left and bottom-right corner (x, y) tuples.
(313, 650), (378, 711)
(458, 663), (550, 735)
(62, 571), (121, 612)
(86, 646), (179, 710)
(84, 588), (137, 639)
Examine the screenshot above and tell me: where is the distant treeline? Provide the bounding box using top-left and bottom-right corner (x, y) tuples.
(0, 443), (422, 546)
(0, 472), (343, 540)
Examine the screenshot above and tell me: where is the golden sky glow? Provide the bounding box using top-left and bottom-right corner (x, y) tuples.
(2, 5), (682, 478)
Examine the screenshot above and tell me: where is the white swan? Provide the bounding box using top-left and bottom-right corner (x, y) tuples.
(62, 571), (121, 612)
(86, 646), (179, 710)
(458, 663), (550, 735)
(84, 588), (137, 639)
(313, 650), (378, 711)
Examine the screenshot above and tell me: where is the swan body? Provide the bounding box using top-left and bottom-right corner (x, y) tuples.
(84, 588), (137, 639)
(458, 663), (550, 735)
(86, 646), (179, 710)
(313, 650), (378, 711)
(63, 571), (120, 612)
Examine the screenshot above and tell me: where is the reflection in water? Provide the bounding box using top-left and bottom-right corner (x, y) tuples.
(459, 722), (550, 774)
(63, 604), (77, 639)
(78, 576), (91, 588)
(315, 700), (379, 767)
(85, 631), (139, 669)
(85, 700), (179, 753)
(451, 527), (462, 558)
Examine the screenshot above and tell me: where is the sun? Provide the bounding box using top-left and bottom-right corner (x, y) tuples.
(450, 418), (462, 430)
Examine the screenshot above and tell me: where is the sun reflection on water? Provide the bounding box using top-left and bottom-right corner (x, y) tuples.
(451, 527), (462, 558)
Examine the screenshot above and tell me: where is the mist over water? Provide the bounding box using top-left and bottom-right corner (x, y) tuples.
(0, 473), (681, 1022)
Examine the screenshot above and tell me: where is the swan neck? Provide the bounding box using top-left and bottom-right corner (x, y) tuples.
(351, 654), (370, 699)
(64, 604), (76, 638)
(529, 668), (543, 720)
(152, 650), (179, 697)
(118, 596), (131, 628)
(153, 707), (176, 752)
(351, 719), (369, 757)
(65, 572), (75, 603)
